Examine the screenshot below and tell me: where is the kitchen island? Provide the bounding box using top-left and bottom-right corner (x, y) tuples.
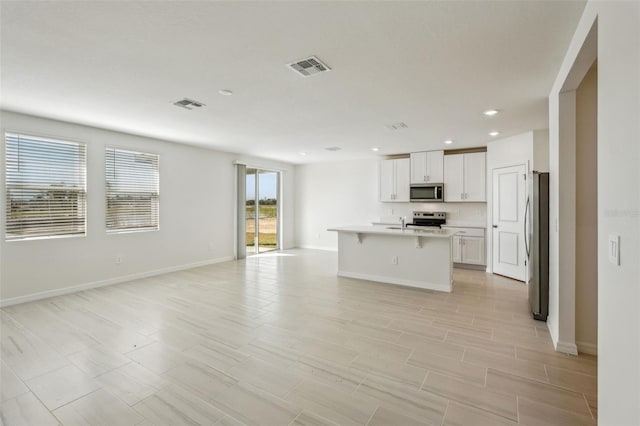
(327, 226), (454, 292)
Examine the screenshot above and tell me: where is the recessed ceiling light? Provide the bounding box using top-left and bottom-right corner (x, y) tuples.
(299, 152), (307, 156)
(372, 147), (380, 152)
(444, 140), (453, 145)
(489, 131), (500, 137)
(218, 89), (233, 96)
(484, 109), (499, 116)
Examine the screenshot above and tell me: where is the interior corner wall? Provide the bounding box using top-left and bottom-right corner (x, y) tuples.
(575, 64), (598, 355)
(0, 111), (296, 305)
(294, 159), (379, 250)
(550, 2), (640, 424)
(558, 90), (578, 355)
(532, 129), (550, 172)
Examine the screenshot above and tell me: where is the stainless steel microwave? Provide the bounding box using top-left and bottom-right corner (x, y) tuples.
(410, 183), (444, 202)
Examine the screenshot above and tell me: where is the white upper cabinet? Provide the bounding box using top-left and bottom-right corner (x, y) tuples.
(380, 159), (395, 202)
(444, 152), (486, 202)
(444, 154), (465, 201)
(380, 158), (410, 202)
(410, 150), (444, 184)
(426, 150), (444, 183)
(395, 158), (410, 201)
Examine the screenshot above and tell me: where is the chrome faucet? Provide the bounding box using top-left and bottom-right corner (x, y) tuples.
(400, 216), (407, 230)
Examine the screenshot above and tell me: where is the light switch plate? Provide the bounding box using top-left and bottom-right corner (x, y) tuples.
(608, 234), (620, 265)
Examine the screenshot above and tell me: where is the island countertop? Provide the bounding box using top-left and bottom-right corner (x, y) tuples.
(328, 225), (454, 239)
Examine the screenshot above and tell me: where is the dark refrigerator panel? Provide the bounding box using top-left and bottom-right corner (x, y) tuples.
(527, 172), (549, 321)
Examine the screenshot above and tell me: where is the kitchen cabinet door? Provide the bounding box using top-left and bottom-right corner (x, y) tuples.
(462, 236), (485, 265)
(444, 154), (464, 202)
(410, 152), (427, 184)
(452, 236), (462, 262)
(411, 151), (444, 184)
(380, 159), (395, 202)
(426, 150), (444, 183)
(395, 158), (411, 202)
(464, 152), (486, 201)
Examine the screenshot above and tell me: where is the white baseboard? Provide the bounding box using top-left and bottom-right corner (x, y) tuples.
(545, 320), (579, 356)
(337, 271), (452, 293)
(296, 245), (338, 252)
(576, 340), (598, 356)
(555, 340), (579, 356)
(0, 256), (234, 308)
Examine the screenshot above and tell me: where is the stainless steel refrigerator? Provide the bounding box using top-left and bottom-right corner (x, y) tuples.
(526, 171), (549, 321)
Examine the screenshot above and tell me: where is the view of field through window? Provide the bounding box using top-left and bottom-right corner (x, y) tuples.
(245, 169), (278, 254)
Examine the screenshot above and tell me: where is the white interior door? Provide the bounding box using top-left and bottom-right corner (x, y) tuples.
(492, 164), (527, 281)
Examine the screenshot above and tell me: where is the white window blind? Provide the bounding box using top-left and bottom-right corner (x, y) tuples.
(105, 147), (159, 233)
(5, 132), (87, 241)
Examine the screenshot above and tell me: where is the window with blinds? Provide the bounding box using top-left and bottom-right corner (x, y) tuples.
(105, 147), (159, 233)
(5, 133), (87, 241)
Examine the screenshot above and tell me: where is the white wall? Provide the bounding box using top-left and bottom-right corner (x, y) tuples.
(295, 158), (486, 251)
(533, 129), (550, 172)
(550, 2), (639, 424)
(0, 111), (295, 305)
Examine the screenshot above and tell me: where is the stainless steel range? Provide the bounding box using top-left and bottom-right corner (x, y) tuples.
(408, 211), (446, 228)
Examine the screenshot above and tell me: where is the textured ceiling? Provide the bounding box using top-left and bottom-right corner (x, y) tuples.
(0, 1), (586, 164)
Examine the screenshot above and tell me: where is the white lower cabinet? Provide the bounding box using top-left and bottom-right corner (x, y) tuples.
(444, 226), (486, 266)
(460, 236), (484, 265)
(452, 235), (462, 262)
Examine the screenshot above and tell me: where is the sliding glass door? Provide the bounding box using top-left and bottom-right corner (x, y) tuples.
(245, 168), (279, 255)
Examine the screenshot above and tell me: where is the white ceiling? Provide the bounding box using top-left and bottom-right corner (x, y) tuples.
(0, 1), (585, 164)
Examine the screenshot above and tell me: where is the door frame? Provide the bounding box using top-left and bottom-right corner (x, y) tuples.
(234, 163), (282, 258)
(486, 161), (529, 275)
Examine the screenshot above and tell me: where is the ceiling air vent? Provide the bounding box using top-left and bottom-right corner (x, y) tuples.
(385, 122), (408, 131)
(173, 98), (206, 110)
(288, 56), (331, 77)
(325, 146), (341, 151)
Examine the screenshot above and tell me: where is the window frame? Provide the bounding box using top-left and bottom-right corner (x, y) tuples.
(4, 131), (88, 242)
(105, 145), (160, 235)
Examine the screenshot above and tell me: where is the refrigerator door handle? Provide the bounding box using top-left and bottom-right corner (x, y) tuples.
(524, 196), (531, 258)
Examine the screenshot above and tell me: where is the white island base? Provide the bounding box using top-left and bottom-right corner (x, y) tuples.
(328, 226), (454, 292)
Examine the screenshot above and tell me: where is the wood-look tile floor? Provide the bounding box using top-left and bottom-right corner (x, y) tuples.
(0, 249), (597, 426)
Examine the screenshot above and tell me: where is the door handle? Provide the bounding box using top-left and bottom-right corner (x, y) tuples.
(493, 225), (498, 228)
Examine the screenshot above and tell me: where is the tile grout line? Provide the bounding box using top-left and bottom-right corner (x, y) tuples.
(439, 399), (450, 426)
(364, 405), (381, 426)
(419, 370), (430, 390)
(582, 393), (596, 420)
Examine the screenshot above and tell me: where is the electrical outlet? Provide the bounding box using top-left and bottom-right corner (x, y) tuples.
(392, 255), (398, 265)
(316, 233), (321, 239)
(208, 242), (215, 251)
(115, 254), (123, 265)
